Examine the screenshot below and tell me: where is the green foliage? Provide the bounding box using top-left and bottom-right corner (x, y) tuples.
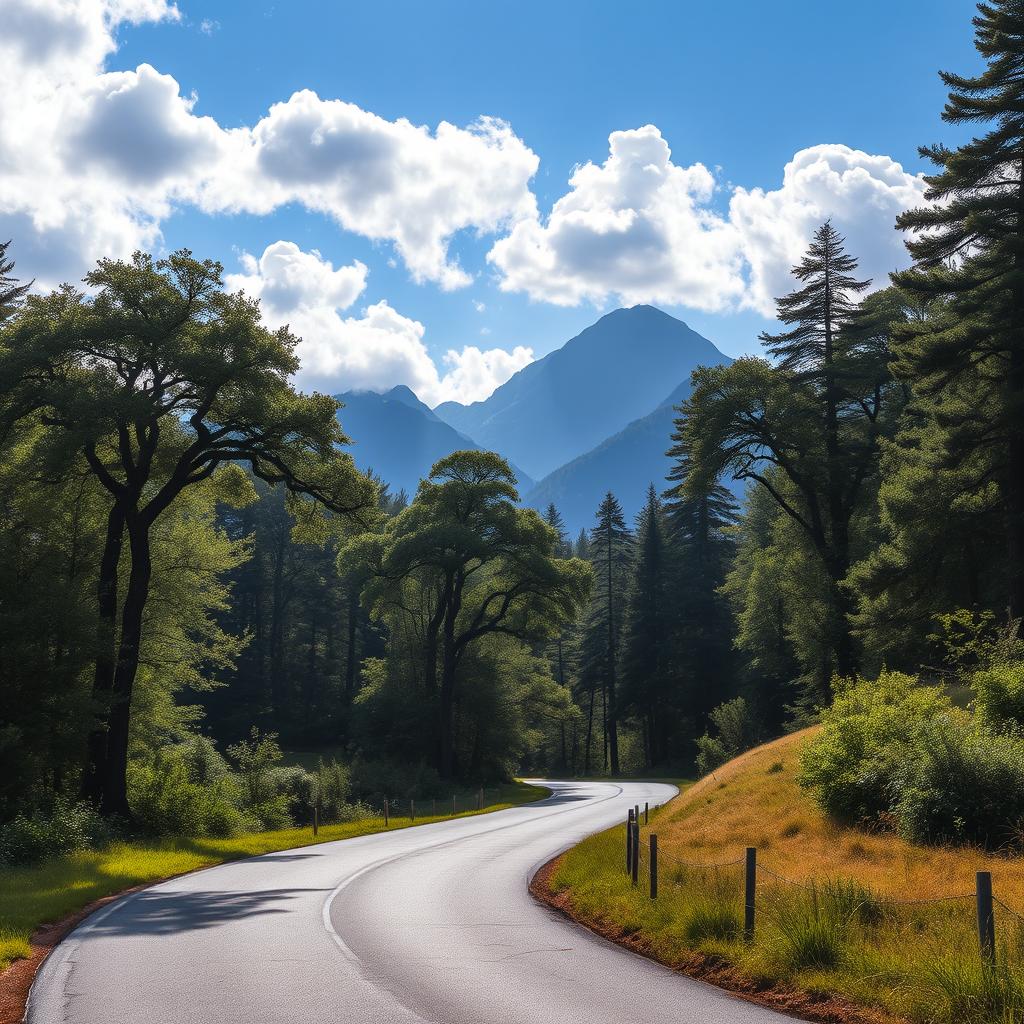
(799, 672), (951, 822)
(695, 697), (759, 776)
(894, 714), (1024, 849)
(347, 450), (591, 779)
(972, 662), (1024, 732)
(0, 800), (111, 866)
(227, 728), (291, 830)
(128, 750), (247, 838)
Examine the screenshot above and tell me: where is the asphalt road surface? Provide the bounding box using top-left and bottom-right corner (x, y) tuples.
(29, 780), (797, 1024)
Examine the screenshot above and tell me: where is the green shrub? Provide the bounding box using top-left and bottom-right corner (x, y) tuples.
(0, 799), (111, 865)
(972, 661), (1024, 732)
(894, 714), (1024, 849)
(799, 671), (950, 822)
(695, 697), (758, 776)
(128, 753), (246, 837)
(227, 728), (292, 830)
(694, 734), (732, 776)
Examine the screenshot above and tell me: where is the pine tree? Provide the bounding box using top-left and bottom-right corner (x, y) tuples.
(759, 222), (869, 678)
(684, 226), (893, 694)
(543, 503), (572, 558)
(0, 241), (31, 322)
(893, 0), (1024, 616)
(664, 426), (739, 740)
(574, 528), (591, 561)
(587, 492), (633, 773)
(620, 485), (671, 768)
(543, 502), (576, 768)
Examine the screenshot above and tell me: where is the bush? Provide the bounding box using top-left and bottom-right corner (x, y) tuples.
(972, 661), (1024, 732)
(227, 728), (292, 830)
(315, 759), (353, 820)
(0, 799), (111, 865)
(128, 752), (247, 837)
(894, 714), (1024, 849)
(799, 671), (950, 823)
(695, 697), (758, 776)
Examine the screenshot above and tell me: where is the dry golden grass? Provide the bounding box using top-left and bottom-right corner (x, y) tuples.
(662, 728), (1024, 912)
(550, 735), (1024, 1023)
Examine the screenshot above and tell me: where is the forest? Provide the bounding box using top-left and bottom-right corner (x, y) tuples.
(2, 0), (1024, 863)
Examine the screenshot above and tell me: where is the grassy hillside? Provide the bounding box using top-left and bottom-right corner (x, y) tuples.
(545, 733), (1024, 1024)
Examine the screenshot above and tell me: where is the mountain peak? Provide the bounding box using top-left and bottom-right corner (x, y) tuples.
(433, 306), (728, 480)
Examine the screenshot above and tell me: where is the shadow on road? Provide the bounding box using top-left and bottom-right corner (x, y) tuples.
(90, 887), (331, 937)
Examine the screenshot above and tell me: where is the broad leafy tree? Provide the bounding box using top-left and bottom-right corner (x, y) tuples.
(0, 251), (377, 815)
(349, 451), (591, 778)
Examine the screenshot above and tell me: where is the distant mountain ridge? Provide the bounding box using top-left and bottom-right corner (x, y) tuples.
(433, 305), (729, 480)
(335, 386), (535, 499)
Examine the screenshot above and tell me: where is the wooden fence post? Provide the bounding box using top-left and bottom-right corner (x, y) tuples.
(644, 801), (649, 825)
(650, 834), (658, 900)
(977, 871), (996, 965)
(312, 801), (319, 837)
(626, 811), (633, 873)
(384, 798), (389, 826)
(744, 848), (757, 942)
(626, 819), (634, 884)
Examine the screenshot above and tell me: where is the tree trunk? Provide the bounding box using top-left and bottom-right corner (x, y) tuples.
(81, 502), (126, 808)
(101, 516), (154, 817)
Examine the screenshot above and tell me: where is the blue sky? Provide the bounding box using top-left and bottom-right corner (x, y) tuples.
(3, 0), (981, 404)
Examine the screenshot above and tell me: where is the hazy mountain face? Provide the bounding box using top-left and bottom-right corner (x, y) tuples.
(334, 386), (517, 499)
(433, 305), (729, 480)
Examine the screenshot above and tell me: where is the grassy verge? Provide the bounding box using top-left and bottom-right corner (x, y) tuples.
(547, 736), (1024, 1024)
(0, 780), (547, 972)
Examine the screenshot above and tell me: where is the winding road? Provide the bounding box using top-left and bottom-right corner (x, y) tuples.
(28, 781), (794, 1023)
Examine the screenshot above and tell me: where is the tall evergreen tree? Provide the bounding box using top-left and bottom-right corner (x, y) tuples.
(620, 485), (671, 768)
(664, 427), (739, 737)
(586, 492), (633, 773)
(543, 502), (576, 768)
(893, 0), (1024, 616)
(758, 222), (870, 678)
(684, 226), (893, 693)
(0, 241), (31, 322)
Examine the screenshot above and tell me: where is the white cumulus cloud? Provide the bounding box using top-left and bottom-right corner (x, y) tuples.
(226, 242), (533, 406)
(488, 127), (927, 317)
(0, 1), (539, 292)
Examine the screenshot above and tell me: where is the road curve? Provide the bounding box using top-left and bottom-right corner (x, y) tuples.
(29, 780), (796, 1024)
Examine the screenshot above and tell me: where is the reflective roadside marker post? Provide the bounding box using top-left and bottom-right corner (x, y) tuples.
(626, 810), (634, 873)
(644, 801), (649, 825)
(651, 835), (659, 901)
(384, 798), (389, 827)
(744, 848), (757, 942)
(977, 871), (995, 964)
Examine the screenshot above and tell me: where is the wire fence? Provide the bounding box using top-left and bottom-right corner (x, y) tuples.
(619, 805), (1019, 966)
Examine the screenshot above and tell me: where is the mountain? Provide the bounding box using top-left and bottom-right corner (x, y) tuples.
(521, 379), (673, 532)
(335, 386), (535, 498)
(433, 305), (729, 481)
